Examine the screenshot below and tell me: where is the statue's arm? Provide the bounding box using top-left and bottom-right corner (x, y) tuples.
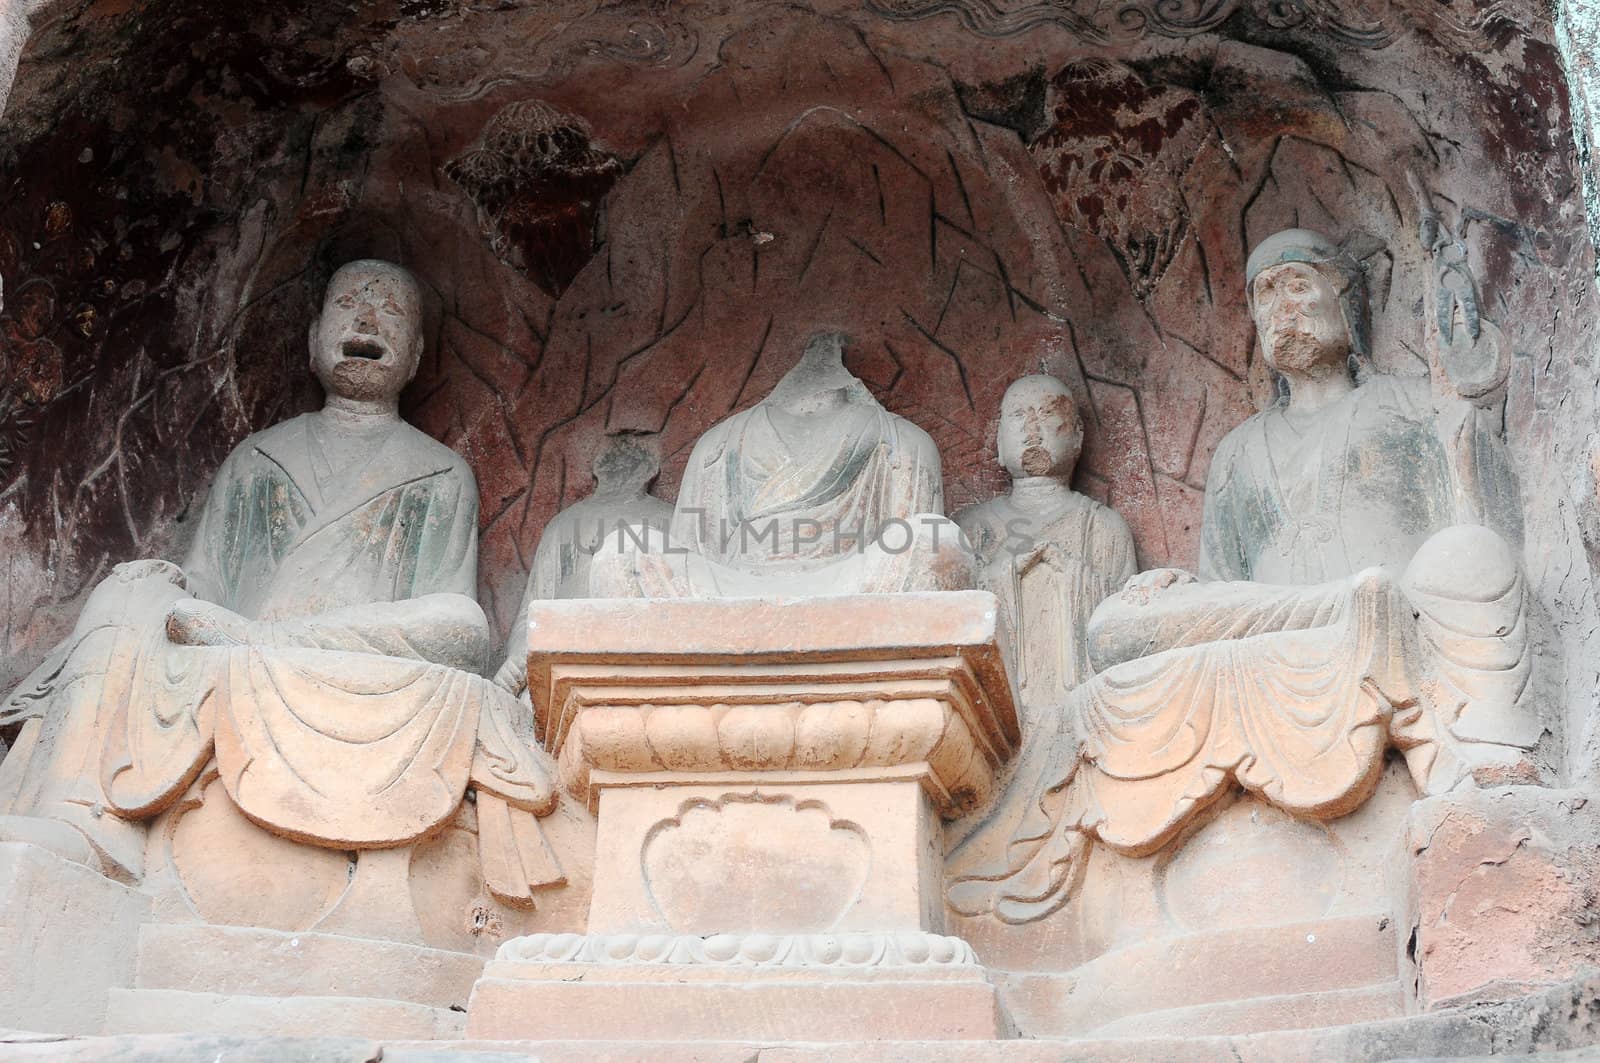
(1404, 177), (1522, 535)
(492, 532), (552, 697)
(176, 448), (241, 607)
(1102, 505), (1139, 588)
(1194, 434), (1249, 583)
(250, 593), (490, 672)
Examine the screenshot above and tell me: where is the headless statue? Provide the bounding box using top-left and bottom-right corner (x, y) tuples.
(955, 375), (1135, 719)
(0, 261), (557, 910)
(494, 433), (673, 697)
(589, 330), (974, 597)
(948, 226), (1539, 924)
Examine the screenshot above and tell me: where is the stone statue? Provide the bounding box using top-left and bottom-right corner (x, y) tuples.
(589, 329), (974, 597)
(954, 375), (1135, 718)
(0, 260), (559, 912)
(948, 225), (1539, 924)
(493, 432), (673, 697)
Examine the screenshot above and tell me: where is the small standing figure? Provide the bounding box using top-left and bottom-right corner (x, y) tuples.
(494, 433), (673, 697)
(954, 375), (1135, 721)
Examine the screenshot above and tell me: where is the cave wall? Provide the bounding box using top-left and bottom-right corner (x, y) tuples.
(2, 0), (1597, 783)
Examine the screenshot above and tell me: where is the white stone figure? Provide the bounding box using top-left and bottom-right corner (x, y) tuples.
(947, 226), (1538, 925)
(0, 261), (557, 910)
(0, 2), (50, 121)
(954, 375), (1135, 719)
(493, 432), (673, 697)
(589, 329), (974, 597)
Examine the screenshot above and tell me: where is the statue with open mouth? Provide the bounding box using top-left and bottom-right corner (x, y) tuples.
(0, 260), (561, 936)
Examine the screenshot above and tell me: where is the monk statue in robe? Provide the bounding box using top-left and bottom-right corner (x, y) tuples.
(948, 224), (1539, 924)
(589, 329), (974, 598)
(493, 432), (673, 698)
(955, 375), (1136, 718)
(0, 261), (559, 913)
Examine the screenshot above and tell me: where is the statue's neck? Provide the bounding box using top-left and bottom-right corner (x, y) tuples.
(593, 477), (650, 501)
(1281, 369), (1355, 415)
(319, 394), (401, 428)
(765, 388), (853, 446)
(1008, 475), (1074, 510)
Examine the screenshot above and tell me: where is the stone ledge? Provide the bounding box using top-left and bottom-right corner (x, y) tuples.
(132, 923), (485, 1009)
(7, 968), (1600, 1060)
(0, 843), (149, 1036)
(103, 988), (466, 1041)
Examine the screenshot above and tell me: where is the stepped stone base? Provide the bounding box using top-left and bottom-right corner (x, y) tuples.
(8, 969), (1600, 1062)
(103, 922), (486, 1040)
(997, 912), (1400, 1037)
(103, 989), (466, 1041)
(1089, 983), (1407, 1038)
(0, 843), (148, 1036)
(467, 931), (1006, 1041)
(126, 923), (484, 1008)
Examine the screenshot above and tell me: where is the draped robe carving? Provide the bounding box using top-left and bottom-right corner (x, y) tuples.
(589, 330), (973, 598)
(2, 414), (558, 902)
(947, 228), (1539, 925)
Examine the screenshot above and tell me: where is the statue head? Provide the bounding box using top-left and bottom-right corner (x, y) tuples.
(592, 433), (660, 495)
(998, 374), (1083, 481)
(309, 260), (425, 404)
(1246, 229), (1369, 378)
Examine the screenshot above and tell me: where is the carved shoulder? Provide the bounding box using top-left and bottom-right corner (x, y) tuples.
(395, 423), (478, 490)
(1203, 414), (1260, 495)
(234, 412), (312, 458)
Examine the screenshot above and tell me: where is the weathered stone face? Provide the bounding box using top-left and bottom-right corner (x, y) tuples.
(1, 0), (1596, 788)
(308, 260), (424, 403)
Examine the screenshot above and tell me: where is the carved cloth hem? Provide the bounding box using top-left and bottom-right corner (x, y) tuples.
(946, 526), (1536, 925)
(947, 568), (1406, 925)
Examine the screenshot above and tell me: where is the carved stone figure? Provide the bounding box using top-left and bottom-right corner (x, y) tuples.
(955, 375), (1136, 718)
(493, 432), (673, 696)
(0, 261), (559, 913)
(589, 330), (974, 597)
(948, 226), (1539, 924)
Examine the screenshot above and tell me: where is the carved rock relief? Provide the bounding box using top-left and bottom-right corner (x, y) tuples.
(641, 793), (872, 934)
(1, 0), (1594, 787)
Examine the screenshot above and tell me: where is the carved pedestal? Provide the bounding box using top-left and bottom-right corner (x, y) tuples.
(0, 842), (149, 1035)
(1403, 786), (1600, 1008)
(467, 592), (1020, 1041)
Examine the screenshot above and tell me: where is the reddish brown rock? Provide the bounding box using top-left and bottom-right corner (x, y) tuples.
(1405, 786), (1600, 1007)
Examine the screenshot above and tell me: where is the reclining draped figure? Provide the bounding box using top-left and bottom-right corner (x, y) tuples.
(948, 220), (1541, 924)
(0, 260), (560, 911)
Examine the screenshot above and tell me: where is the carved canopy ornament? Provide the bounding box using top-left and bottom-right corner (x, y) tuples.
(443, 100), (623, 298)
(867, 0), (1417, 49)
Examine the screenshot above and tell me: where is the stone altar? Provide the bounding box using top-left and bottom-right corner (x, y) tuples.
(471, 329), (1018, 1040)
(468, 592), (1020, 1041)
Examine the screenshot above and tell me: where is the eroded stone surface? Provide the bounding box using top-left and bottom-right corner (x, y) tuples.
(4, 4), (1594, 806)
(1404, 786), (1600, 1007)
(0, 0), (1597, 1051)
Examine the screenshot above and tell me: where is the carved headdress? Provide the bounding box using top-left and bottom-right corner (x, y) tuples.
(1245, 228), (1371, 359)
